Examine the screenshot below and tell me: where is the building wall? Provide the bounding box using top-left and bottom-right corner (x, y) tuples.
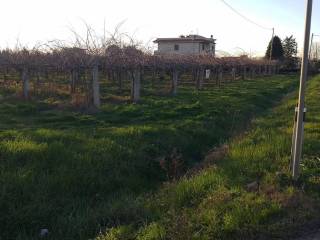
(157, 42), (215, 56)
(158, 42), (201, 55)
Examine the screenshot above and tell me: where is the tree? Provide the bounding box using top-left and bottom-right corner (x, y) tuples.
(282, 35), (299, 70)
(265, 36), (284, 60)
(282, 35), (298, 58)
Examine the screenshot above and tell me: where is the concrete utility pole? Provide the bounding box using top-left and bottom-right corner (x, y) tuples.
(292, 0), (313, 180)
(309, 34), (320, 60)
(269, 28), (275, 61)
(309, 33), (314, 59)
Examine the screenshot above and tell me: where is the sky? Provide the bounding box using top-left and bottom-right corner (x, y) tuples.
(0, 0), (319, 56)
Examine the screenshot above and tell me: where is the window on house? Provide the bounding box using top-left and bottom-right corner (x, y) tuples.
(174, 44), (179, 51)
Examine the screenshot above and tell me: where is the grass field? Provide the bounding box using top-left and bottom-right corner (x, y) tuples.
(0, 75), (301, 239)
(96, 75), (320, 240)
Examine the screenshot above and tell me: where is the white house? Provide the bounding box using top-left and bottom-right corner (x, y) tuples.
(154, 35), (216, 56)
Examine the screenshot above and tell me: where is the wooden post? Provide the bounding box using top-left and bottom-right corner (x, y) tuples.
(22, 67), (29, 99)
(171, 69), (178, 96)
(92, 65), (100, 108)
(131, 69), (141, 103)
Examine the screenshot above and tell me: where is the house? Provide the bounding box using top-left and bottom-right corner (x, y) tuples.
(154, 35), (216, 56)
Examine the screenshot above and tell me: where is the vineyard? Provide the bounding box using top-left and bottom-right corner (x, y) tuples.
(1, 0), (319, 237)
(0, 33), (310, 240)
(0, 45), (279, 107)
(0, 38), (305, 240)
(0, 72), (300, 239)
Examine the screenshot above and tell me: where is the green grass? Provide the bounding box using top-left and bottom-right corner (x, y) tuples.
(96, 75), (320, 240)
(0, 75), (300, 239)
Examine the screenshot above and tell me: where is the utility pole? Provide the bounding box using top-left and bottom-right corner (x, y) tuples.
(313, 34), (320, 60)
(291, 0), (313, 180)
(309, 33), (314, 59)
(269, 28), (275, 61)
(309, 34), (320, 60)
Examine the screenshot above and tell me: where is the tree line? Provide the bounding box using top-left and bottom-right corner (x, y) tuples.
(265, 34), (320, 71)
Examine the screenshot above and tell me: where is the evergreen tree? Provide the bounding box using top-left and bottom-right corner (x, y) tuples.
(282, 35), (298, 58)
(283, 35), (299, 69)
(265, 36), (284, 60)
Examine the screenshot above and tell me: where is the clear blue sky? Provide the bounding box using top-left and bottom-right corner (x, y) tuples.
(0, 0), (319, 56)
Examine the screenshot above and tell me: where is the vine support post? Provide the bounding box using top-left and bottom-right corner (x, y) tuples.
(259, 65), (262, 76)
(171, 69), (178, 96)
(151, 69), (156, 89)
(70, 69), (77, 94)
(196, 68), (204, 90)
(251, 67), (255, 79)
(3, 68), (8, 88)
(218, 69), (223, 87)
(231, 67), (236, 82)
(209, 68), (214, 82)
(35, 70), (41, 95)
(117, 70), (122, 92)
(215, 68), (219, 85)
(92, 65), (100, 108)
(242, 66), (247, 80)
(264, 65), (268, 75)
(131, 69), (141, 103)
(268, 65), (272, 75)
(22, 67), (29, 99)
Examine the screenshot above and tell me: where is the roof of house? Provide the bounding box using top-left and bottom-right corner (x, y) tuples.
(154, 35), (216, 44)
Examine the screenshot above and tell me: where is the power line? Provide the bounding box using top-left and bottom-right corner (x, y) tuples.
(219, 0), (273, 31)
